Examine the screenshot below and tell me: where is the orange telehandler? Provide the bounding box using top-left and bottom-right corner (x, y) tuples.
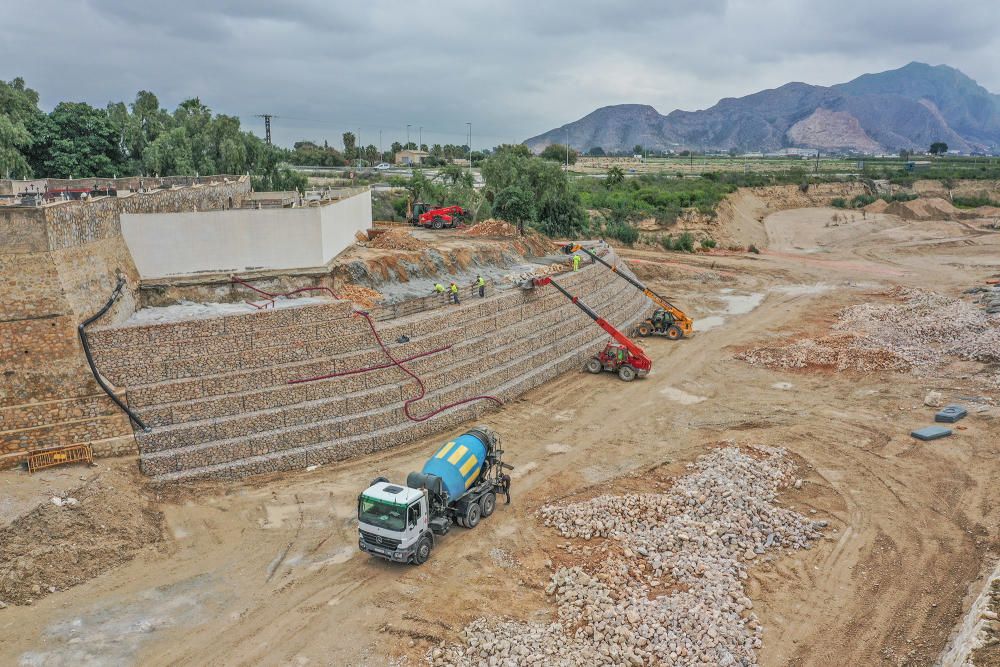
(562, 243), (694, 340)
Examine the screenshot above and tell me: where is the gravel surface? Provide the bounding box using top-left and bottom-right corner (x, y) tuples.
(430, 445), (825, 666)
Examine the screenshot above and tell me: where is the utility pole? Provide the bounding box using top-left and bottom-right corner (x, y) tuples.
(379, 129), (383, 162)
(565, 128), (570, 171)
(406, 125), (412, 149)
(255, 114), (274, 145)
(815, 149), (820, 175)
(419, 126), (423, 151)
(466, 122), (472, 169)
(357, 128), (362, 164)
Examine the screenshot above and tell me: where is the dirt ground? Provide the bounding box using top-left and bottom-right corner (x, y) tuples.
(1, 196), (999, 666)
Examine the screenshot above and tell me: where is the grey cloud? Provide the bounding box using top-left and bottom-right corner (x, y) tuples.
(1, 0), (997, 150)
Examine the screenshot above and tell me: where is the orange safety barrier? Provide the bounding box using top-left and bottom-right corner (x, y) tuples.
(27, 444), (94, 473)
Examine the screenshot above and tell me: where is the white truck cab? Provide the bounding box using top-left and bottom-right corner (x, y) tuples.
(357, 481), (431, 563)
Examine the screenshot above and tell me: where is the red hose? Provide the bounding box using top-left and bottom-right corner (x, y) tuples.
(353, 310), (502, 422)
(288, 345), (452, 384)
(231, 277), (503, 422)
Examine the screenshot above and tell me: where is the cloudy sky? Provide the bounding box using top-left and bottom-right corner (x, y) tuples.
(2, 0), (998, 150)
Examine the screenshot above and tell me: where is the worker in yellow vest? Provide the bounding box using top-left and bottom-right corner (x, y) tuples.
(449, 282), (460, 304)
(433, 283), (445, 296)
(476, 275), (486, 298)
(573, 254), (581, 271)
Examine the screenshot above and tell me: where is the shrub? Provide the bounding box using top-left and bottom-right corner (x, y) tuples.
(700, 237), (717, 250)
(952, 195), (1000, 209)
(850, 194), (876, 208)
(831, 197), (847, 209)
(605, 222), (639, 245)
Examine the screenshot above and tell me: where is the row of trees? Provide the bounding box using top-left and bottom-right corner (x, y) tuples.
(0, 77), (302, 190)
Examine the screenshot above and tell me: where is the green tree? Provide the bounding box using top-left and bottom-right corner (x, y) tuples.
(586, 146), (606, 157)
(39, 102), (125, 177)
(0, 77), (42, 178)
(342, 131), (357, 160)
(539, 143), (578, 165)
(633, 144), (643, 156)
(929, 142), (948, 155)
(492, 185), (533, 235)
(493, 143), (532, 158)
(606, 165), (625, 187)
(481, 150), (586, 236)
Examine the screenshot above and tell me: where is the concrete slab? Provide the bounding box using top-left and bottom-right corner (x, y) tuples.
(935, 404), (967, 423)
(911, 426), (953, 441)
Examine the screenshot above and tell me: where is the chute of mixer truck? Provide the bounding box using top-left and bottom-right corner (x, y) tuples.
(357, 426), (512, 565)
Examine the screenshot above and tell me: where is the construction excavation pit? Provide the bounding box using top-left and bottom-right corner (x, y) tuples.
(2, 180), (1000, 666)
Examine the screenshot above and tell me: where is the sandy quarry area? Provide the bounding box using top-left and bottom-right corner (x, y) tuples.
(1, 194), (999, 666)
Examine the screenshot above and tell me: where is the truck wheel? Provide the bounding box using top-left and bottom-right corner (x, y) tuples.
(666, 325), (683, 340)
(618, 365), (637, 382)
(585, 358), (603, 374)
(637, 322), (652, 337)
(481, 492), (497, 517)
(464, 502), (482, 528)
(413, 536), (432, 565)
(432, 216), (444, 229)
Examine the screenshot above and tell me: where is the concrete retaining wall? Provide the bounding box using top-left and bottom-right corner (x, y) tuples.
(121, 189), (372, 278)
(87, 259), (654, 482)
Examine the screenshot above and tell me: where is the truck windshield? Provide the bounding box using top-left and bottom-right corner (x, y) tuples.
(358, 496), (406, 531)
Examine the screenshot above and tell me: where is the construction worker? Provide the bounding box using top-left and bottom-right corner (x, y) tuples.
(573, 254), (581, 271)
(449, 281), (460, 304)
(616, 345), (626, 365)
(433, 283), (445, 296)
(476, 275), (486, 298)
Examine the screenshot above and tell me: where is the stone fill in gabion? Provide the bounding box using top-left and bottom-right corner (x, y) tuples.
(430, 445), (826, 666)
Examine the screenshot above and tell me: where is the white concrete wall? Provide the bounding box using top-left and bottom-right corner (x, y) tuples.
(121, 189), (372, 278)
(320, 189), (372, 261)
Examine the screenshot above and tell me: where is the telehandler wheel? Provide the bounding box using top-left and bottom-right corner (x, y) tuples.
(481, 492), (497, 517)
(665, 325), (683, 340)
(637, 322), (652, 337)
(432, 216), (445, 229)
(413, 536), (432, 565)
(464, 502), (482, 528)
(618, 365), (637, 382)
(585, 357), (603, 374)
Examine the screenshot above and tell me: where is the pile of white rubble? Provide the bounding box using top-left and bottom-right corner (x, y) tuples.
(429, 445), (825, 666)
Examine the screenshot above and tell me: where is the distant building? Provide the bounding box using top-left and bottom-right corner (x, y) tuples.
(394, 150), (430, 166)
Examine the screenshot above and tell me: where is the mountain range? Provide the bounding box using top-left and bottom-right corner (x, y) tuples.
(523, 63), (1000, 155)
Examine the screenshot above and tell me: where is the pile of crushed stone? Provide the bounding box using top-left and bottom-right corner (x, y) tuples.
(338, 284), (383, 309)
(738, 288), (1000, 384)
(430, 445), (825, 666)
(0, 466), (163, 605)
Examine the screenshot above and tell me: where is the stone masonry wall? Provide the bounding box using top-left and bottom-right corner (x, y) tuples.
(0, 176), (252, 467)
(86, 257), (654, 482)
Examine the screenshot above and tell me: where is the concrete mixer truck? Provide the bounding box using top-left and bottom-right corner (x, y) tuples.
(357, 426), (512, 565)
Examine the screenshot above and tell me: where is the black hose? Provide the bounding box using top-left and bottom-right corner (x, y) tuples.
(78, 275), (150, 432)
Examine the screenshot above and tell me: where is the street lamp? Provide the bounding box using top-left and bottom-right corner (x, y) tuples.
(418, 126), (423, 151)
(406, 124), (412, 149)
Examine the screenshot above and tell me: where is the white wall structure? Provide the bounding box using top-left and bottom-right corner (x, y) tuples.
(121, 189), (371, 278)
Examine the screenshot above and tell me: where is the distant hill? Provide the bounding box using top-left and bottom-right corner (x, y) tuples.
(524, 63), (1000, 155)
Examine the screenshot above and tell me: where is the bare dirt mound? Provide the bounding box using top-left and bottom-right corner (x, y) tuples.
(462, 218), (520, 237)
(0, 466), (163, 605)
(368, 229), (426, 250)
(864, 199), (889, 214)
(885, 197), (961, 221)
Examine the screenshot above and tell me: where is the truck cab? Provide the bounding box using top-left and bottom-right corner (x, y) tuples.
(357, 481), (432, 564)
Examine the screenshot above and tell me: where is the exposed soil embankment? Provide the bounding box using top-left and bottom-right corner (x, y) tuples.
(0, 465), (163, 605)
